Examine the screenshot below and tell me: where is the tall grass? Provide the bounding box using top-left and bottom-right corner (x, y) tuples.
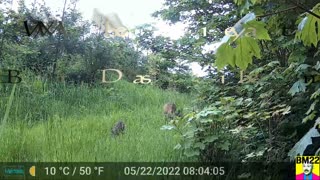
(0, 79), (192, 162)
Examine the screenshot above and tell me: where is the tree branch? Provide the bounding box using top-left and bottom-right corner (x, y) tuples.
(256, 6), (298, 18)
(291, 1), (320, 19)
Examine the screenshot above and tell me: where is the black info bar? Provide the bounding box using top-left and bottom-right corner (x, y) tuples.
(0, 162), (294, 180)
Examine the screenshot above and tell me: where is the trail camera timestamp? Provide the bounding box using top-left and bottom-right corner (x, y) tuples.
(123, 166), (225, 176)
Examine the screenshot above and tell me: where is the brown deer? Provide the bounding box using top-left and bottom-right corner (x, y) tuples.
(111, 120), (126, 137)
(163, 103), (177, 121)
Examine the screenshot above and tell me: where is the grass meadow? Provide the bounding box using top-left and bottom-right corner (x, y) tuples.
(0, 77), (192, 162)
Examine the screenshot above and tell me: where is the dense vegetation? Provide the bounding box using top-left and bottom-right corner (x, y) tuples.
(153, 0), (320, 178)
(1, 0), (320, 178)
(0, 0), (193, 162)
(0, 80), (191, 161)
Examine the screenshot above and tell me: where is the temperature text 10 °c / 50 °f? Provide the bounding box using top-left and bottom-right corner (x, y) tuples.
(44, 166), (104, 176)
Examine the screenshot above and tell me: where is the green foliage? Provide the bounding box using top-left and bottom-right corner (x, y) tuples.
(215, 20), (270, 70)
(244, 20), (271, 40)
(216, 37), (262, 70)
(0, 2), (147, 84)
(295, 3), (320, 47)
(134, 25), (193, 93)
(144, 3), (320, 175)
(215, 43), (235, 68)
(288, 79), (306, 96)
(129, 0), (320, 178)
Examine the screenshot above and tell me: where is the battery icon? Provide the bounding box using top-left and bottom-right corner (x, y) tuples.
(29, 166), (35, 177)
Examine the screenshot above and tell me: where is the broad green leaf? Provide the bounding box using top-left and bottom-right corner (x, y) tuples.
(183, 130), (195, 138)
(243, 112), (256, 118)
(306, 100), (318, 115)
(194, 142), (206, 150)
(298, 17), (308, 31)
(281, 106), (291, 115)
(311, 88), (320, 99)
(184, 148), (200, 157)
(295, 64), (311, 72)
(215, 43), (235, 69)
(235, 97), (244, 106)
(295, 3), (320, 46)
(221, 96), (235, 103)
(182, 140), (193, 148)
(218, 141), (231, 151)
(236, 39), (252, 69)
(234, 37), (261, 69)
(244, 20), (271, 40)
(302, 112), (316, 123)
(245, 37), (261, 59)
(288, 50), (307, 63)
(249, 67), (264, 75)
(193, 127), (205, 132)
(197, 108), (222, 117)
(204, 135), (219, 143)
(314, 61), (320, 70)
(266, 61), (280, 67)
(288, 80), (307, 96)
(216, 37), (261, 70)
